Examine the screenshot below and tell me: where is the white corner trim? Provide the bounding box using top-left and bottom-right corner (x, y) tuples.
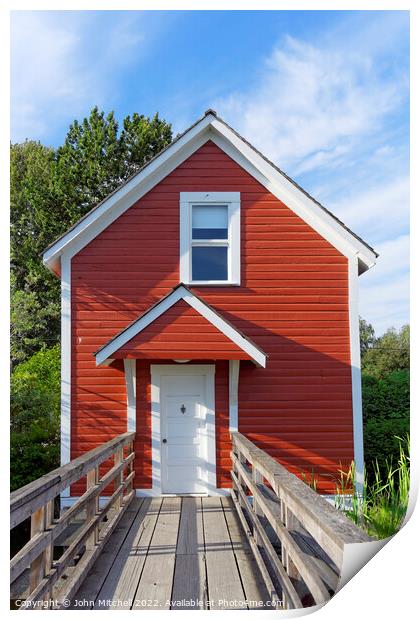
(124, 359), (137, 432)
(229, 360), (240, 432)
(348, 256), (364, 495)
(95, 285), (267, 367)
(60, 254), (71, 469)
(179, 192), (241, 285)
(150, 364), (216, 496)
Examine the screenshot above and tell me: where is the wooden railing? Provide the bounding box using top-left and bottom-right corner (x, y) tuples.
(230, 432), (371, 610)
(10, 432), (135, 609)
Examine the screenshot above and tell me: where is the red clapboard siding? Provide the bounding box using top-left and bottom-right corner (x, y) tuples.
(70, 140), (353, 494)
(113, 299), (252, 360)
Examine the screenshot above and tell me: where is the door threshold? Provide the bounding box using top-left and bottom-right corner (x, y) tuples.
(160, 493), (208, 497)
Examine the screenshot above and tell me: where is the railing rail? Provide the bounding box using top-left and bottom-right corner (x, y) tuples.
(230, 432), (371, 610)
(10, 432), (135, 609)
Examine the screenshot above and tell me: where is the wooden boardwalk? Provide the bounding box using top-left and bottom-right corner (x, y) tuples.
(11, 433), (372, 610)
(71, 496), (270, 610)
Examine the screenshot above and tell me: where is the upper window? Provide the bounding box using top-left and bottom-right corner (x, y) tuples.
(180, 192), (240, 285)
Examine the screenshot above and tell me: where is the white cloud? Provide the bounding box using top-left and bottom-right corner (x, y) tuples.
(216, 33), (405, 174)
(11, 12), (83, 140)
(360, 235), (409, 334)
(10, 12), (148, 143)
(330, 176), (409, 243)
(214, 14), (409, 334)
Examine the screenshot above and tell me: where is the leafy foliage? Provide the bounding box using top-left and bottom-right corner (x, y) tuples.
(360, 319), (410, 484)
(10, 346), (61, 491)
(362, 324), (410, 378)
(10, 107), (172, 366)
(359, 317), (376, 356)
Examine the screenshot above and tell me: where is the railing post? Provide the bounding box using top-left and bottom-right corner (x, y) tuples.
(284, 507), (299, 582)
(86, 466), (99, 548)
(252, 466), (263, 545)
(114, 445), (124, 509)
(237, 448), (247, 505)
(29, 506), (46, 595)
(126, 441), (134, 497)
(44, 499), (55, 603)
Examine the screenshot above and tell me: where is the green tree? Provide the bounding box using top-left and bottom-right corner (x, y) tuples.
(10, 276), (60, 364)
(54, 107), (124, 220)
(54, 108), (172, 220)
(120, 112), (173, 177)
(359, 319), (410, 484)
(362, 325), (410, 378)
(10, 108), (172, 365)
(10, 346), (61, 490)
(359, 317), (376, 357)
(10, 141), (63, 365)
(362, 370), (410, 482)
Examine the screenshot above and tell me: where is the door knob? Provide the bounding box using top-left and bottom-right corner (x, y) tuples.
(162, 438), (167, 443)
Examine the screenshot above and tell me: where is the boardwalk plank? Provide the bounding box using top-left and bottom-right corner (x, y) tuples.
(202, 497), (247, 610)
(171, 498), (207, 610)
(133, 497), (181, 610)
(222, 496), (271, 609)
(94, 497), (161, 609)
(171, 553), (207, 610)
(176, 497), (204, 554)
(71, 497), (143, 608)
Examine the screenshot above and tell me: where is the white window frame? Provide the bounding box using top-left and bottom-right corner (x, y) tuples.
(180, 192), (240, 285)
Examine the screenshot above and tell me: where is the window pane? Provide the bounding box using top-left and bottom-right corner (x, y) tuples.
(192, 205), (228, 239)
(192, 246), (228, 281)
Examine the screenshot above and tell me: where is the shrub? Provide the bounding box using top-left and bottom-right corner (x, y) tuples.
(10, 346), (61, 491)
(362, 370), (409, 482)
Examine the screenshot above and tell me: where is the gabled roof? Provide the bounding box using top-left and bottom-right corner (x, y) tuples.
(94, 284), (268, 368)
(43, 109), (377, 275)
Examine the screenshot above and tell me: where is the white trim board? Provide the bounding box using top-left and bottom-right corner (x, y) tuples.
(95, 285), (267, 367)
(150, 364), (217, 496)
(124, 359), (137, 432)
(348, 257), (365, 495)
(43, 111), (376, 276)
(60, 254), (71, 469)
(229, 360), (240, 432)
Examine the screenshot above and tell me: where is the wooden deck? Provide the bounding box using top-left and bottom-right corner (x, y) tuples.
(71, 496), (270, 610)
(11, 433), (373, 610)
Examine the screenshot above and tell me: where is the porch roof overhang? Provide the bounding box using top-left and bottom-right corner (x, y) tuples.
(94, 284), (267, 368)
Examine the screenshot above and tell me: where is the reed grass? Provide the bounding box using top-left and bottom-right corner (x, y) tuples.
(334, 435), (410, 539)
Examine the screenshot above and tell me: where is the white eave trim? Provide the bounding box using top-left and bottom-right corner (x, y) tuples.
(43, 112), (376, 275)
(95, 285), (267, 368)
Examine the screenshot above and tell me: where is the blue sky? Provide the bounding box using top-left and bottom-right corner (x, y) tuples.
(11, 10), (409, 335)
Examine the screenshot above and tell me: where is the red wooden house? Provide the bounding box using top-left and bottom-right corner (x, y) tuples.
(43, 110), (377, 501)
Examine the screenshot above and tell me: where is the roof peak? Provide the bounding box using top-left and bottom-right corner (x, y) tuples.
(204, 108), (217, 117)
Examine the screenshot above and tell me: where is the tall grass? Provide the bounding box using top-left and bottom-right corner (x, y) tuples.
(335, 435), (410, 539)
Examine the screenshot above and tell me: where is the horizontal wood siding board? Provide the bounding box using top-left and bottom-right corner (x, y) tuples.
(71, 141), (353, 493)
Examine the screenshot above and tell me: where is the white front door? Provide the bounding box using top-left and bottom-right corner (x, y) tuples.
(153, 365), (215, 495)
